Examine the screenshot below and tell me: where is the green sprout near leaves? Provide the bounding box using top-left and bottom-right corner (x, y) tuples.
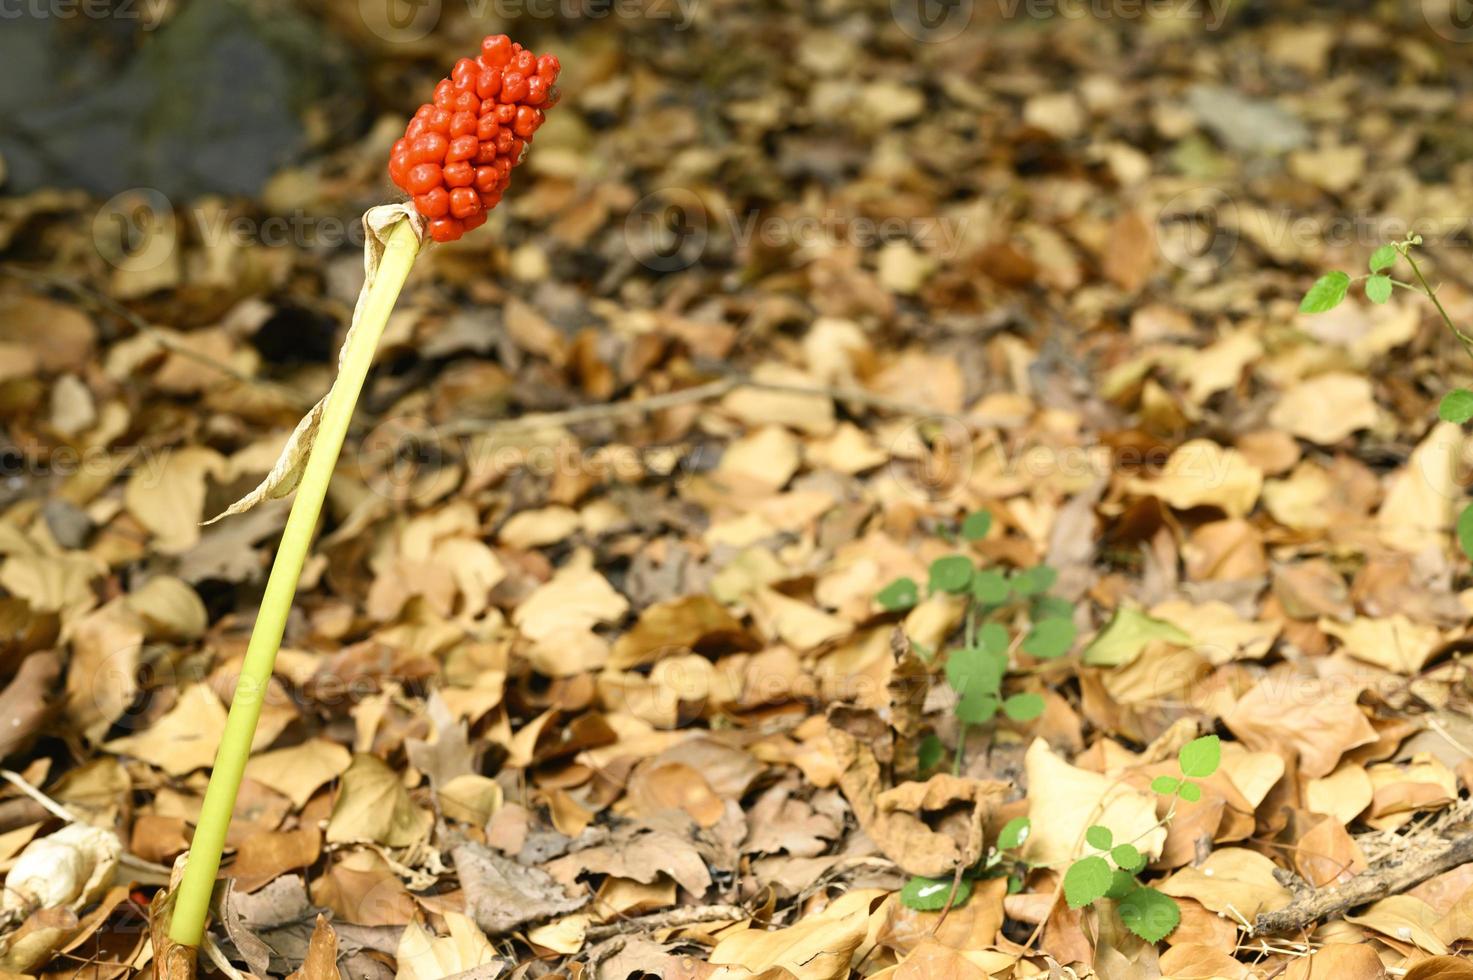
(900, 814), (1033, 913)
(878, 509), (1077, 777)
(1060, 733), (1221, 943)
(1301, 234), (1473, 560)
(888, 509), (1083, 917)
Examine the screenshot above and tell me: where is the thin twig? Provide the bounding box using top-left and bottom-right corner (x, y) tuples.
(0, 769), (173, 878)
(931, 862), (967, 935)
(434, 374), (946, 440)
(0, 263), (314, 411)
(581, 904), (747, 942)
(0, 769), (78, 823)
(435, 377), (742, 437)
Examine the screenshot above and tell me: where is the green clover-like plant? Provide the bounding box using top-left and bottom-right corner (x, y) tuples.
(880, 510), (1080, 779)
(1060, 734), (1220, 943)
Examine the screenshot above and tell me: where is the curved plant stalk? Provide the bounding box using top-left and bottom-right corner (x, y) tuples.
(168, 216), (423, 947)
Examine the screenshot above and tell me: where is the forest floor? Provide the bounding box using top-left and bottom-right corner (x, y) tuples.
(5, 1), (1473, 978)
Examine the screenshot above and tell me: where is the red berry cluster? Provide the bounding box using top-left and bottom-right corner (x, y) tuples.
(389, 35), (560, 244)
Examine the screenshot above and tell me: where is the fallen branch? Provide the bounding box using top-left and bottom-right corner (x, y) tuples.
(1254, 832), (1473, 935)
(435, 373), (946, 440)
(582, 903), (747, 942)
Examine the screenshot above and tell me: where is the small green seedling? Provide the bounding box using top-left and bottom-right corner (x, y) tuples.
(898, 814), (1033, 914)
(879, 510), (1077, 778)
(1061, 734), (1221, 943)
(890, 509), (1082, 916)
(1301, 234), (1473, 561)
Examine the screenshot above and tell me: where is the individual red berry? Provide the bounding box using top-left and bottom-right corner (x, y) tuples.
(502, 73), (530, 104)
(409, 133), (448, 164)
(452, 90), (480, 114)
(414, 188), (450, 218)
(434, 79), (455, 106)
(450, 111), (477, 138)
(445, 134), (476, 162)
(449, 188), (480, 219)
(475, 115), (499, 141)
(480, 35), (512, 68)
(494, 103), (516, 124)
(462, 211), (487, 232)
(537, 54), (560, 83)
(443, 160), (474, 187)
(513, 105), (540, 138)
(428, 217), (462, 243)
(511, 50), (536, 75)
(428, 108), (452, 133)
(451, 58), (478, 87)
(405, 163), (441, 195)
(525, 76), (548, 106)
(473, 166), (499, 192)
(476, 69), (501, 100)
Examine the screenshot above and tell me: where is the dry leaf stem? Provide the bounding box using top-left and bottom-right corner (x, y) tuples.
(168, 217), (422, 947)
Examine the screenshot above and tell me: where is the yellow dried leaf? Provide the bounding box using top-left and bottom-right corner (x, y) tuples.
(326, 755), (432, 848)
(124, 447), (226, 553)
(245, 739), (353, 808)
(104, 685), (227, 777)
(514, 552), (628, 642)
(708, 892), (875, 980)
(395, 912), (499, 980)
(1377, 422), (1464, 555)
(718, 425), (802, 491)
(1346, 895), (1448, 954)
(748, 588), (848, 652)
(1127, 439), (1262, 517)
(499, 506), (579, 549)
(1160, 848), (1292, 919)
(1268, 373), (1378, 446)
(1321, 614), (1442, 675)
(1020, 740), (1165, 866)
(1305, 764), (1373, 825)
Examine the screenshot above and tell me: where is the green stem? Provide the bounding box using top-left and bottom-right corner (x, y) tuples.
(168, 218), (422, 947)
(1403, 248), (1473, 363)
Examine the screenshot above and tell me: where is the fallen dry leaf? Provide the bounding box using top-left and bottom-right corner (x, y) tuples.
(1021, 739), (1165, 866)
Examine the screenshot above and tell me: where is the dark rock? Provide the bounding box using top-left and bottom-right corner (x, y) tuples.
(0, 1), (365, 200)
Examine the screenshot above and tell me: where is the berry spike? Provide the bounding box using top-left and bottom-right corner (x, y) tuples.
(389, 35), (560, 244)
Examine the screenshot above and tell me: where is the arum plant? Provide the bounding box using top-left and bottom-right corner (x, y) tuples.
(166, 36), (560, 950)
